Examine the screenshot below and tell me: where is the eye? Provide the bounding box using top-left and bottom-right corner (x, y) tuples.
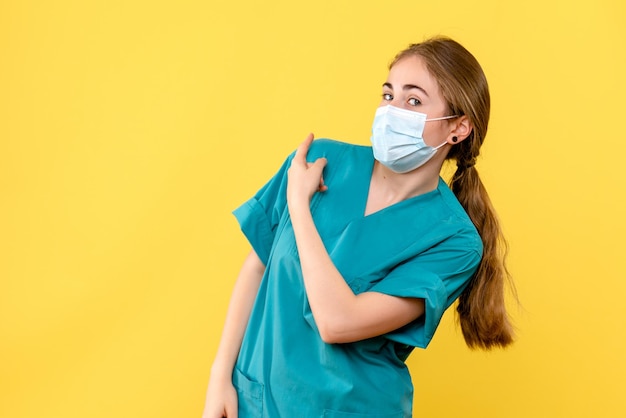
(382, 93), (393, 101)
(408, 97), (421, 106)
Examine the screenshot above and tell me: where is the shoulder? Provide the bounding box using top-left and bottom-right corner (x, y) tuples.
(307, 138), (371, 161)
(429, 178), (483, 255)
(436, 178), (472, 221)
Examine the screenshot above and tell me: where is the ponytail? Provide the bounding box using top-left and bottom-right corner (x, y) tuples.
(393, 36), (517, 350)
(450, 162), (515, 350)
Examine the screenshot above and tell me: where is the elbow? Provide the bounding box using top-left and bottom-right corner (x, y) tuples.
(318, 327), (339, 344)
(314, 303), (367, 344)
(317, 320), (350, 344)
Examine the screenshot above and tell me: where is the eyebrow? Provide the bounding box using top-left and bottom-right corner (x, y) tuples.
(382, 82), (429, 98)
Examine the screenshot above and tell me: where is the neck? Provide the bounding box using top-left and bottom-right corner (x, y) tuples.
(364, 161), (442, 216)
(376, 161), (440, 195)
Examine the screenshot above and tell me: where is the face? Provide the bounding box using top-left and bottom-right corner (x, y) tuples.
(380, 55), (452, 147)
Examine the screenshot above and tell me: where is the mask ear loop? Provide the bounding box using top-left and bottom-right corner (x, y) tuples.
(425, 114), (460, 149)
(425, 114), (459, 122)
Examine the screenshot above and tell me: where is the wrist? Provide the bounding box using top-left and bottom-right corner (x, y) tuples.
(288, 197), (311, 218)
(210, 361), (234, 380)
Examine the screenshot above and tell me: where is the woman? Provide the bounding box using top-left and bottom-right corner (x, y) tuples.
(203, 37), (515, 418)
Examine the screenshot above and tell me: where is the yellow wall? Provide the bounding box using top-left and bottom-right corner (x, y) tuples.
(1, 1), (624, 417)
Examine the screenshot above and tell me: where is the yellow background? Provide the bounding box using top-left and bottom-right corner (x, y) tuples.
(1, 0), (625, 417)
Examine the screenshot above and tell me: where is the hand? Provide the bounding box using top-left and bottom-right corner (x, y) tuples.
(202, 374), (238, 418)
(287, 133), (328, 213)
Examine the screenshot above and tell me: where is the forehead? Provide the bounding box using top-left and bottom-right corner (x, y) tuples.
(386, 55), (442, 98)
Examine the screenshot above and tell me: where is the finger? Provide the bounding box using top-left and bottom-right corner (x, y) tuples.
(310, 156), (327, 192)
(319, 174), (327, 191)
(225, 403), (237, 418)
(310, 157), (327, 179)
(294, 133), (315, 163)
(313, 157), (327, 170)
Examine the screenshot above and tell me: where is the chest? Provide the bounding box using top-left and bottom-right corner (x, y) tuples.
(270, 188), (448, 295)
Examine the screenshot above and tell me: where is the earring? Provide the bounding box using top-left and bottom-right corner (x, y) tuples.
(452, 136), (458, 143)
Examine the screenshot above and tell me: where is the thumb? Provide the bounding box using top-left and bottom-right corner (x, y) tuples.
(225, 403), (238, 418)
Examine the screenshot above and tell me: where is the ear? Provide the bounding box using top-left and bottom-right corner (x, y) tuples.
(447, 116), (472, 144)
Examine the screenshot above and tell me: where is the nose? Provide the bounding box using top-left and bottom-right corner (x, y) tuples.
(389, 97), (407, 110)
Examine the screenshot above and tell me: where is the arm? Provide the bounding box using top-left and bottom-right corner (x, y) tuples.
(287, 135), (425, 344)
(202, 250), (265, 418)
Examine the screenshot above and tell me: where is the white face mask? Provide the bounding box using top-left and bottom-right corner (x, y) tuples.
(370, 105), (457, 173)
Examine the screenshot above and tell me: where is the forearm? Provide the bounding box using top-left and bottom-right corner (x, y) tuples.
(210, 249), (265, 378)
(289, 205), (359, 341)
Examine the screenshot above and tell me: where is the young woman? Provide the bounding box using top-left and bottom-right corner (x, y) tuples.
(203, 37), (515, 418)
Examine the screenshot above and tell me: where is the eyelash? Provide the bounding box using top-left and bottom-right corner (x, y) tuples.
(408, 98), (421, 106)
(381, 93), (421, 106)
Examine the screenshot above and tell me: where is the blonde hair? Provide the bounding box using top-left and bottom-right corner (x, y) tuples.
(392, 37), (515, 350)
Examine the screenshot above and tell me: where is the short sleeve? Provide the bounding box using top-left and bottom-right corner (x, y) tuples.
(232, 153), (294, 265)
(370, 231), (482, 348)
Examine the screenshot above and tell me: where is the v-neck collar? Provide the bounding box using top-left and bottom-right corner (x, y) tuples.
(360, 154), (442, 219)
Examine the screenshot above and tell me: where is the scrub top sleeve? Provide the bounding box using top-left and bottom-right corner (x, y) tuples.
(232, 152), (294, 265)
(370, 233), (482, 348)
